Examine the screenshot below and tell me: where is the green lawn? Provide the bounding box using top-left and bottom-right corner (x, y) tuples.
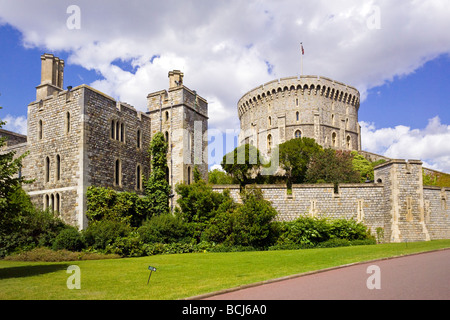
(1, 240), (449, 300)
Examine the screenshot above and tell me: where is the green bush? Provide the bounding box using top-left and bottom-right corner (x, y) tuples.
(83, 220), (132, 251)
(86, 186), (148, 227)
(328, 218), (370, 241)
(52, 227), (85, 252)
(227, 187), (278, 248)
(106, 232), (145, 257)
(138, 214), (189, 244)
(276, 217), (330, 247)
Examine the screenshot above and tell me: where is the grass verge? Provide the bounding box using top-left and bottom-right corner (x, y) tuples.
(1, 240), (449, 300)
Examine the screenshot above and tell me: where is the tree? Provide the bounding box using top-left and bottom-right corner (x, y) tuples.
(208, 168), (235, 184)
(305, 149), (361, 186)
(276, 137), (323, 188)
(0, 109), (31, 232)
(228, 187), (278, 248)
(221, 144), (262, 188)
(143, 132), (171, 217)
(351, 151), (386, 182)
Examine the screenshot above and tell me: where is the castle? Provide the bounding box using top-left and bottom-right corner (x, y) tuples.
(1, 54), (208, 229)
(1, 53), (449, 242)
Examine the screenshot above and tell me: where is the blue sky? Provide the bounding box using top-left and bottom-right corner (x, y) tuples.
(0, 0), (449, 172)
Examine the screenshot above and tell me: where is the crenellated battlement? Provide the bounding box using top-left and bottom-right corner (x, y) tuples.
(238, 75), (360, 119)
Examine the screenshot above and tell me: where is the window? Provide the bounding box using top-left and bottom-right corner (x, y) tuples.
(165, 131), (169, 142)
(66, 112), (71, 134)
(50, 194), (55, 212)
(111, 120), (116, 139)
(45, 156), (50, 183)
(137, 129), (141, 149)
(296, 111), (299, 122)
(115, 159), (122, 186)
(136, 164), (142, 190)
(267, 134), (272, 152)
(44, 194), (49, 210)
(55, 193), (60, 213)
(165, 111), (169, 122)
(296, 98), (299, 106)
(332, 132), (337, 147)
(268, 116), (272, 127)
(295, 130), (302, 139)
(38, 120), (43, 140)
(332, 114), (335, 126)
(346, 136), (351, 149)
(120, 123), (124, 142)
(116, 121), (120, 141)
(187, 166), (191, 185)
(56, 155), (61, 181)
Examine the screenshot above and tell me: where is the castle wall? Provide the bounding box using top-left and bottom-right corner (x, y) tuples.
(212, 160), (450, 243)
(212, 183), (386, 241)
(423, 186), (450, 240)
(24, 87), (85, 227)
(83, 86), (151, 194)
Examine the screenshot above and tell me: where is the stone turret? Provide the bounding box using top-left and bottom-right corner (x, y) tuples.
(36, 53), (65, 101)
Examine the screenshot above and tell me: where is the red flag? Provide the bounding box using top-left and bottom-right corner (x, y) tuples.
(301, 43), (304, 55)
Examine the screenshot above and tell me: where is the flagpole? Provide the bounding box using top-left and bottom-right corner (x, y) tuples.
(300, 42), (304, 76)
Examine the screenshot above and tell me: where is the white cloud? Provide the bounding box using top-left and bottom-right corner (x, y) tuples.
(2, 114), (27, 135)
(361, 116), (450, 173)
(1, 0), (450, 134)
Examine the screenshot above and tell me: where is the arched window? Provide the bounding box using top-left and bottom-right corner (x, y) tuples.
(50, 194), (55, 212)
(137, 129), (141, 149)
(115, 159), (122, 186)
(332, 132), (337, 147)
(267, 134), (272, 152)
(295, 130), (302, 139)
(55, 193), (60, 213)
(111, 120), (116, 139)
(44, 194), (49, 210)
(56, 154), (61, 181)
(45, 156), (50, 183)
(187, 166), (191, 185)
(136, 164), (142, 190)
(66, 112), (71, 134)
(38, 120), (43, 140)
(296, 111), (299, 122)
(346, 136), (352, 149)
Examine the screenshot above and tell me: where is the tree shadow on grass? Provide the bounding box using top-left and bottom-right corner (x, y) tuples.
(0, 264), (70, 280)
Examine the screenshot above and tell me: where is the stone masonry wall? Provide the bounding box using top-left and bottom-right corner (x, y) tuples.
(213, 160), (450, 243)
(213, 183), (386, 241)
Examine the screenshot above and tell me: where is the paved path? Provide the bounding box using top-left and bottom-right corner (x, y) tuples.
(204, 249), (450, 300)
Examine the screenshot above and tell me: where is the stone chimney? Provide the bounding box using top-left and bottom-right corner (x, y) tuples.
(168, 70), (183, 89)
(36, 53), (65, 100)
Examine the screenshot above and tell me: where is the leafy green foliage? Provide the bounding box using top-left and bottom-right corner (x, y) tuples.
(226, 187), (279, 248)
(208, 168), (235, 184)
(221, 144), (263, 188)
(138, 214), (189, 244)
(144, 132), (171, 216)
(52, 227), (85, 252)
(351, 151), (386, 182)
(305, 149), (361, 185)
(86, 186), (148, 227)
(276, 137), (323, 187)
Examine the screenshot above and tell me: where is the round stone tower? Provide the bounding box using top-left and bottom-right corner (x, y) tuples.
(237, 75), (361, 155)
